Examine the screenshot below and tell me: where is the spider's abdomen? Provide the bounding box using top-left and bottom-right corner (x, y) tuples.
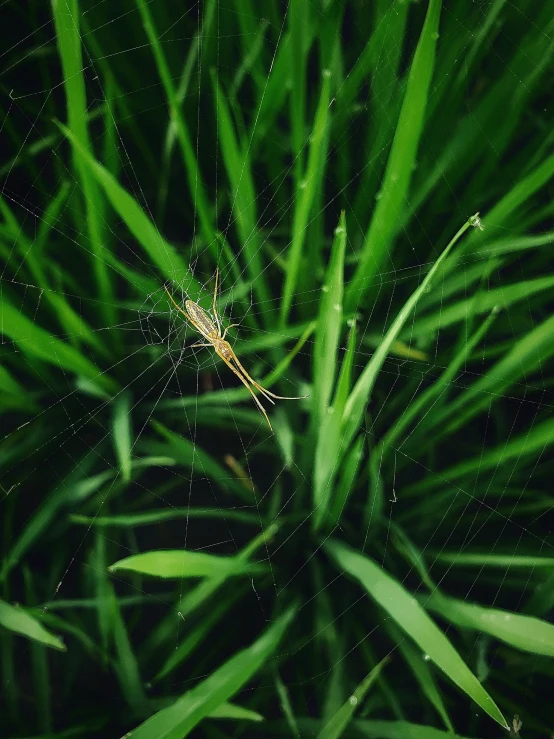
(185, 300), (218, 338)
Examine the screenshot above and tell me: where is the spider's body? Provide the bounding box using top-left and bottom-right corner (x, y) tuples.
(164, 271), (305, 431)
(185, 300), (217, 339)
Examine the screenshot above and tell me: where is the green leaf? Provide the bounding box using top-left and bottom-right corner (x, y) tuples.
(110, 549), (265, 579)
(52, 0), (113, 319)
(392, 627), (453, 732)
(341, 216), (475, 458)
(112, 392), (133, 482)
(0, 453), (102, 580)
(313, 319), (357, 530)
(56, 123), (191, 287)
(312, 211), (347, 427)
(425, 592), (554, 658)
(0, 599), (66, 651)
(376, 309), (497, 460)
(134, 0), (215, 248)
(70, 507), (260, 528)
(107, 583), (146, 710)
(317, 657), (388, 739)
(212, 72), (269, 309)
(126, 606), (295, 739)
(151, 422), (252, 499)
(0, 363), (27, 399)
(328, 435), (364, 530)
(433, 552), (554, 568)
(325, 539), (508, 729)
(353, 719), (474, 739)
(345, 0), (443, 311)
(409, 275), (554, 337)
(0, 296), (116, 392)
(208, 701), (263, 722)
(281, 68), (333, 325)
(432, 323), (554, 440)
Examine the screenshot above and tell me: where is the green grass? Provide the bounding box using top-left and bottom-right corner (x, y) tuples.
(1, 1), (554, 737)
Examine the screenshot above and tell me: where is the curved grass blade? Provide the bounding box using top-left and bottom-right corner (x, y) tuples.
(126, 606), (295, 739)
(51, 0), (113, 323)
(212, 72), (270, 310)
(208, 701), (263, 722)
(134, 0), (215, 249)
(312, 211), (347, 429)
(0, 599), (65, 651)
(427, 320), (554, 442)
(110, 549), (266, 580)
(112, 392), (132, 483)
(425, 592), (554, 658)
(0, 296), (116, 393)
(331, 215), (477, 488)
(56, 123), (192, 288)
(313, 320), (357, 531)
(317, 656), (389, 739)
(353, 719), (474, 738)
(151, 421), (253, 499)
(433, 553), (554, 568)
(410, 415), (554, 494)
(408, 275), (554, 337)
(325, 539), (508, 729)
(345, 0), (443, 312)
(390, 624), (454, 732)
(281, 68), (332, 325)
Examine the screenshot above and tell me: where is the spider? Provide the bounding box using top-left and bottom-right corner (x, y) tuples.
(163, 270), (305, 431)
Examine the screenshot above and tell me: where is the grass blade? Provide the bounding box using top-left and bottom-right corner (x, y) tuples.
(57, 123), (192, 288)
(433, 553), (554, 568)
(409, 275), (554, 337)
(317, 657), (389, 739)
(339, 216), (477, 466)
(134, 0), (215, 248)
(51, 0), (113, 322)
(313, 319), (357, 530)
(151, 422), (253, 499)
(409, 415), (554, 494)
(375, 309), (497, 465)
(108, 584), (146, 711)
(126, 606), (295, 739)
(312, 211), (347, 428)
(281, 68), (332, 325)
(353, 720), (474, 738)
(0, 599), (65, 651)
(325, 539), (508, 729)
(212, 72), (270, 309)
(345, 0), (443, 311)
(109, 549), (266, 579)
(431, 311), (554, 439)
(0, 295), (116, 392)
(425, 592), (554, 658)
(112, 392), (133, 483)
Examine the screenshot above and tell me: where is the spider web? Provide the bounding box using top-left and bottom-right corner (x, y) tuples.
(1, 1), (553, 737)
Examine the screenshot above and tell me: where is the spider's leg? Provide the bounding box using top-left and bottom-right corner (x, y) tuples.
(212, 268), (222, 337)
(226, 352), (275, 405)
(164, 284), (190, 322)
(221, 323), (240, 340)
(229, 348), (307, 401)
(218, 353), (273, 431)
(189, 342), (212, 349)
